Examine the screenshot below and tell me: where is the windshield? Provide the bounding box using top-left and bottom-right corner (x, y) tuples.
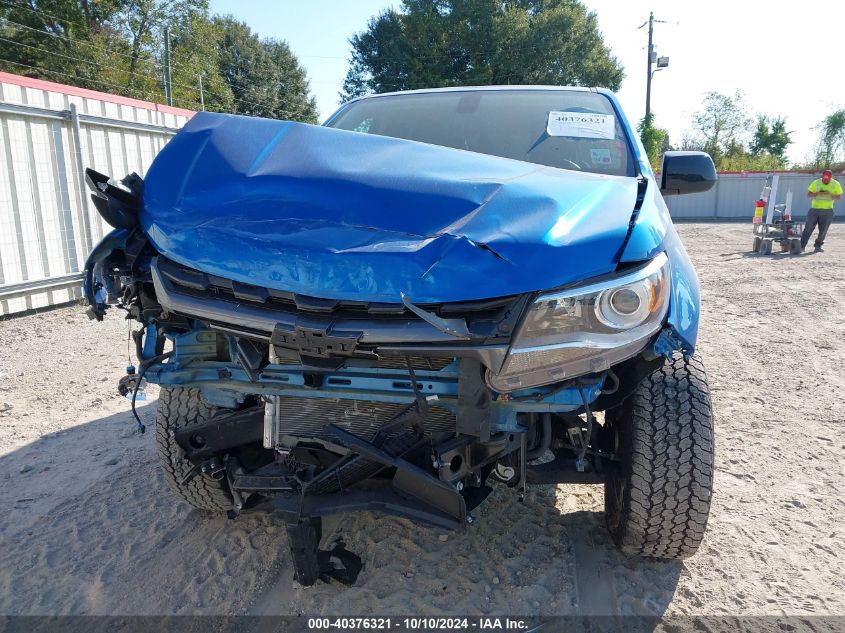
(327, 89), (636, 177)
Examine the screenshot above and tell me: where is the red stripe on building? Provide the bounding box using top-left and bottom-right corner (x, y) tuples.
(0, 71), (195, 118)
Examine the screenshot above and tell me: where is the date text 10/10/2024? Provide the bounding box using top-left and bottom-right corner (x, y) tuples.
(308, 617), (531, 631)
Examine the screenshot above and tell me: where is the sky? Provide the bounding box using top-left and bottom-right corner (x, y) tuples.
(208, 0), (845, 165)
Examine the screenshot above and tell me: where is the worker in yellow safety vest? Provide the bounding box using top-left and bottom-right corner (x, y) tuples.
(801, 169), (843, 252)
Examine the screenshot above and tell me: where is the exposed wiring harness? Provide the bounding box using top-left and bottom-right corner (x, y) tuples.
(130, 350), (173, 434)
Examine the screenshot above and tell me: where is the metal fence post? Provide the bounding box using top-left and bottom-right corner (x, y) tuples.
(49, 120), (79, 273)
(69, 103), (94, 255)
(711, 174), (720, 219)
(0, 96), (184, 316)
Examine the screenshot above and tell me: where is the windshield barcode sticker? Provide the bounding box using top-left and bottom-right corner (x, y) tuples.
(547, 112), (616, 139)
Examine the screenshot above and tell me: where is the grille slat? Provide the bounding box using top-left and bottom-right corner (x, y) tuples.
(157, 256), (515, 319)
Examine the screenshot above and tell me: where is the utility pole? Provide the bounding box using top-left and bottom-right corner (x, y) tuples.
(639, 12), (670, 119)
(198, 73), (205, 111)
(163, 27), (172, 106)
(645, 12), (654, 118)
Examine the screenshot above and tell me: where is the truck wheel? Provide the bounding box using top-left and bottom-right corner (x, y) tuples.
(752, 236), (761, 253)
(759, 239), (772, 255)
(155, 387), (233, 512)
(604, 353), (714, 559)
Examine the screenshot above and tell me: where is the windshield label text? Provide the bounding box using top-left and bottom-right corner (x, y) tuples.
(547, 112), (615, 139)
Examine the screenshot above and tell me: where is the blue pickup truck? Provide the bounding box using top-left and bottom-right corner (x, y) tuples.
(84, 86), (716, 585)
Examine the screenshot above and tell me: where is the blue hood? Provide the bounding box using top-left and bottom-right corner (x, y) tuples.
(142, 112), (639, 303)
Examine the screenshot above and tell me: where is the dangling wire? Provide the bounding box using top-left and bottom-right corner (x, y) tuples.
(130, 351), (173, 434)
(405, 355), (429, 417)
(576, 381), (594, 472)
(126, 320), (132, 365)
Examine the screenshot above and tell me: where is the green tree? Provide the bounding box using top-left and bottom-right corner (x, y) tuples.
(114, 0), (208, 98)
(169, 12), (233, 111)
(637, 113), (668, 170)
(215, 16), (317, 122)
(0, 0), (133, 94)
(0, 4), (318, 119)
(719, 141), (783, 172)
(750, 115), (791, 165)
(341, 0), (624, 102)
(811, 108), (845, 169)
(0, 0), (207, 101)
(688, 91), (751, 166)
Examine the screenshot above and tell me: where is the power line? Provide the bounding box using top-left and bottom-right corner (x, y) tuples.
(1, 0), (613, 68)
(0, 26), (314, 117)
(1, 16), (319, 117)
(2, 0), (572, 110)
(0, 54), (316, 120)
(1, 0), (338, 61)
(1, 10), (250, 92)
(1, 6), (317, 118)
(0, 30), (206, 100)
(0, 0), (104, 37)
(2, 2), (589, 116)
(0, 33), (137, 74)
(2, 16), (160, 71)
(0, 56), (162, 101)
(1, 2), (336, 82)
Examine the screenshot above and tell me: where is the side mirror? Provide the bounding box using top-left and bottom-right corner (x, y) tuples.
(660, 151), (717, 196)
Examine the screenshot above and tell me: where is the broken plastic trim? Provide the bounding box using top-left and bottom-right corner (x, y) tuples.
(400, 293), (471, 339)
(151, 264), (481, 346)
(85, 168), (142, 230)
(82, 228), (131, 320)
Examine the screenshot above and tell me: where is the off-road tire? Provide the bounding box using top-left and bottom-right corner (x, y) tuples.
(604, 352), (714, 559)
(789, 239), (802, 255)
(155, 387), (233, 512)
(752, 236), (761, 252)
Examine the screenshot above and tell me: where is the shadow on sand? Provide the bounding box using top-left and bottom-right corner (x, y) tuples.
(0, 403), (681, 626)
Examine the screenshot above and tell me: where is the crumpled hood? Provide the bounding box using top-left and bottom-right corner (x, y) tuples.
(142, 112), (639, 303)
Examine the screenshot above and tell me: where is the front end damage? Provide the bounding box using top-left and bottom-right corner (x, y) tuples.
(82, 114), (698, 586)
(85, 220), (687, 585)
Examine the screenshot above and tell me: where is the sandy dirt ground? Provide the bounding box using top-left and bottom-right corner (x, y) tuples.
(0, 223), (843, 617)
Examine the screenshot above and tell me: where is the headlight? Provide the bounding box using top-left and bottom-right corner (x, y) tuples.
(487, 253), (670, 392)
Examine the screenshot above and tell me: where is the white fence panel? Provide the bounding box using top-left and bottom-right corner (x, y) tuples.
(0, 72), (192, 316)
(665, 172), (840, 221)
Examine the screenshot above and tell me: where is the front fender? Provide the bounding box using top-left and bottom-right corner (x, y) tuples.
(621, 181), (700, 352)
(662, 224), (700, 352)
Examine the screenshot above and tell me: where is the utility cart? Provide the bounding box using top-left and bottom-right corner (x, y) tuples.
(752, 174), (804, 255)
